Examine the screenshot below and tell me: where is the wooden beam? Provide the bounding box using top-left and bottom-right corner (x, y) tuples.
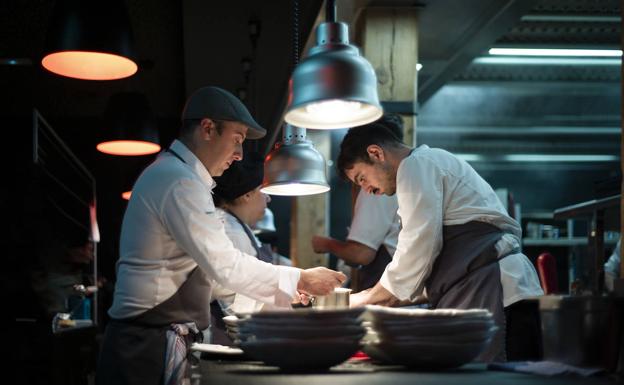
(355, 7), (419, 147)
(417, 0), (538, 104)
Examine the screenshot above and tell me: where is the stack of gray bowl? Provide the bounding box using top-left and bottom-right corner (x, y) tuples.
(363, 305), (497, 369)
(235, 308), (366, 371)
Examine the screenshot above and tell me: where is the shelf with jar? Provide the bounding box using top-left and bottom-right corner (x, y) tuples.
(521, 211), (619, 248)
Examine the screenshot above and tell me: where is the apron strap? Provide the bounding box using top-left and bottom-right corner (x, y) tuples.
(228, 210), (274, 263)
(357, 245), (393, 291)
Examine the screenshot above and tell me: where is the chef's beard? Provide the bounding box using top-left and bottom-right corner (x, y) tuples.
(379, 162), (397, 195)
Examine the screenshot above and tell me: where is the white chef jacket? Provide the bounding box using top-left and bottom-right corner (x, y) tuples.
(379, 145), (543, 306)
(211, 209), (287, 314)
(109, 140), (300, 319)
(347, 189), (400, 255)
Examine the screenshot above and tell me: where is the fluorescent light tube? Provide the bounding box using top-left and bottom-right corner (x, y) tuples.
(489, 48), (622, 57)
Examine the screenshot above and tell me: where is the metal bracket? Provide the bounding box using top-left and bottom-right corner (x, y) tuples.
(380, 101), (419, 116)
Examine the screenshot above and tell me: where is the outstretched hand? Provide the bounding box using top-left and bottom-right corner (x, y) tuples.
(297, 267), (346, 296)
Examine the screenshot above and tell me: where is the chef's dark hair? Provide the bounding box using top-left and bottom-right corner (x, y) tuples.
(337, 114), (404, 181)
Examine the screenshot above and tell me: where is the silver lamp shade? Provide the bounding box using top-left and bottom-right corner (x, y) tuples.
(284, 22), (382, 129)
(261, 125), (330, 196)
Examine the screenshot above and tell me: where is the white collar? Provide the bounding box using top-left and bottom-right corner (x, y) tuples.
(169, 139), (216, 190)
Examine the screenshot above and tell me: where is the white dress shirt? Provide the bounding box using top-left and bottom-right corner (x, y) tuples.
(379, 145), (543, 306)
(347, 189), (401, 256)
(109, 140), (300, 319)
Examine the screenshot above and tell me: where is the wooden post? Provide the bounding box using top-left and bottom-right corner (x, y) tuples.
(355, 7), (419, 147)
(290, 129), (331, 269)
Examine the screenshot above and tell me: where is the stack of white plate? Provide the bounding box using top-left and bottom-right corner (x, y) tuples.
(236, 308), (366, 371)
(363, 305), (497, 369)
(222, 315), (244, 345)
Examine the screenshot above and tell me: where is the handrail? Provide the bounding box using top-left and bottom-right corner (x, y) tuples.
(553, 194), (620, 219)
(552, 194), (620, 295)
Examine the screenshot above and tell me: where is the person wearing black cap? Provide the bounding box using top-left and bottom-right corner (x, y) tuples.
(96, 86), (345, 385)
(208, 153), (285, 344)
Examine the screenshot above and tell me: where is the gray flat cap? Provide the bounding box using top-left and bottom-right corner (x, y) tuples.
(182, 86), (266, 139)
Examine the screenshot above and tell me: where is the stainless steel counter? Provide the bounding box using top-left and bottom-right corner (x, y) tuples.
(194, 359), (622, 385)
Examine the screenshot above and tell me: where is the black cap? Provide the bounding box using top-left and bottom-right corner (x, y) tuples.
(213, 152), (264, 201)
(182, 86), (266, 139)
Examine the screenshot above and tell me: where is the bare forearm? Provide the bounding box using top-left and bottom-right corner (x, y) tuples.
(351, 281), (401, 307)
(396, 295), (428, 307)
(312, 236), (376, 265)
(367, 282), (401, 306)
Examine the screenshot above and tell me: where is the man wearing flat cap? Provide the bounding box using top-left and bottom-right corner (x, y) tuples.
(97, 86), (346, 385)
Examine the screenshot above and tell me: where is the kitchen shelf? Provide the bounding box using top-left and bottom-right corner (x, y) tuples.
(523, 237), (618, 247)
(552, 194), (620, 295)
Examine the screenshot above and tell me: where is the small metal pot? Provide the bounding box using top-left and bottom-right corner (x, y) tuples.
(312, 288), (352, 309)
(539, 295), (623, 370)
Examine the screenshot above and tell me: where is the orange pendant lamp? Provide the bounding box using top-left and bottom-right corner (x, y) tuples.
(97, 92), (161, 156)
(42, 0), (138, 80)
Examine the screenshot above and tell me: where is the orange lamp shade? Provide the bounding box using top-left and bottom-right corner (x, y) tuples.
(42, 51), (137, 80)
(42, 0), (137, 81)
(121, 190), (132, 200)
(97, 92), (160, 156)
(97, 140), (160, 156)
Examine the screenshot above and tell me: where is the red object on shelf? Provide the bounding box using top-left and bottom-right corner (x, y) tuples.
(537, 252), (559, 294)
(349, 351), (370, 361)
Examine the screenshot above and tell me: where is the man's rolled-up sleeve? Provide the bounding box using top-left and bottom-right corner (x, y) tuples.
(379, 156), (444, 301)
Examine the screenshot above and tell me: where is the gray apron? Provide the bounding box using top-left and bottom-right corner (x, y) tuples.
(230, 211), (275, 264)
(209, 211), (274, 345)
(424, 221), (514, 363)
(96, 267), (211, 385)
(357, 245), (392, 290)
(96, 148), (213, 385)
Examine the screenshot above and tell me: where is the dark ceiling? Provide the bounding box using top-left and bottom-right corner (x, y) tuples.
(417, 0), (621, 161)
(2, 0), (619, 154)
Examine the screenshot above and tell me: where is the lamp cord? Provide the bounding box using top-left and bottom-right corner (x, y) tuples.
(326, 0), (336, 23)
(293, 0), (299, 67)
